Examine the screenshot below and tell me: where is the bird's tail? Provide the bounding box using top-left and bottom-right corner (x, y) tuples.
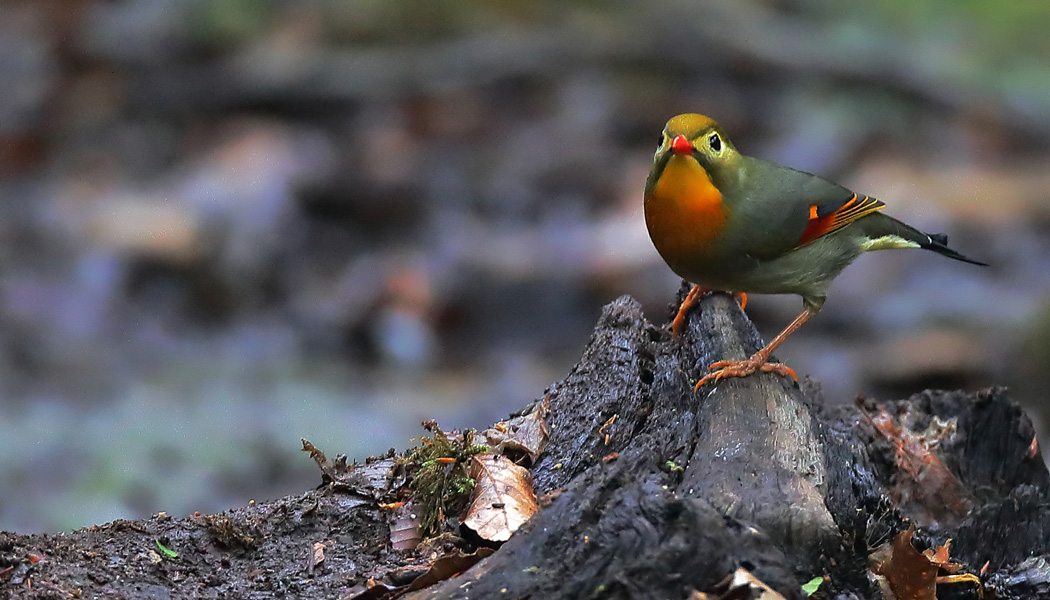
(858, 213), (987, 266)
(919, 232), (988, 266)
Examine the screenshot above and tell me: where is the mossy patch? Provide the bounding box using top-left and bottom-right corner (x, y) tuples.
(403, 420), (489, 536)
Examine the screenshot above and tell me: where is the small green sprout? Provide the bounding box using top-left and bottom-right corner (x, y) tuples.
(155, 540), (177, 558)
(802, 576), (823, 596)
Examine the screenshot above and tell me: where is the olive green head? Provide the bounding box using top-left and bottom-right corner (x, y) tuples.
(650, 113), (742, 192)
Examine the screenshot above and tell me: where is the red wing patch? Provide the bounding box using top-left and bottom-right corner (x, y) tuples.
(798, 193), (885, 246)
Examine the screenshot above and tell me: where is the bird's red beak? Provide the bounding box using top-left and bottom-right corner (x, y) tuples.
(670, 135), (693, 155)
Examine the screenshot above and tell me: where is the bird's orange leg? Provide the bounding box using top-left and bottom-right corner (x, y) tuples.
(671, 285), (707, 338)
(674, 288), (746, 337)
(693, 307), (816, 390)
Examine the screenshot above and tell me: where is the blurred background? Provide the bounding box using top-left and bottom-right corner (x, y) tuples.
(1, 0), (1048, 533)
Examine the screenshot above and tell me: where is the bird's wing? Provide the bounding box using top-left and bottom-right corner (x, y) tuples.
(730, 158), (884, 260)
(797, 193), (885, 246)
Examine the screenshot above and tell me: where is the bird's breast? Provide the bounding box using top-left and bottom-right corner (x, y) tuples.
(644, 156), (728, 276)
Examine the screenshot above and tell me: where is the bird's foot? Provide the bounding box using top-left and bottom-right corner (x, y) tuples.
(693, 357), (797, 391)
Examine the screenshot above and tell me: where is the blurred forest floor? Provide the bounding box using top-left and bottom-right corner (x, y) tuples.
(1, 0), (1050, 533)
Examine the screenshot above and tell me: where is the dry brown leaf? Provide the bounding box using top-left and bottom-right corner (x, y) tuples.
(346, 581), (398, 600)
(390, 503), (423, 551)
(302, 438), (341, 480)
(871, 526), (963, 600)
(404, 547), (495, 592)
(307, 541), (326, 575)
(462, 454), (539, 542)
(301, 438), (396, 499)
(347, 548), (495, 600)
(478, 396), (550, 464)
(707, 568), (787, 600)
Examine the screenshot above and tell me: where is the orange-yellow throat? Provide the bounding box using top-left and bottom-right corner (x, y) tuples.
(645, 155), (726, 270)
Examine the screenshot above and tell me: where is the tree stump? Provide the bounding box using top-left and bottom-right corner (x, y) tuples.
(411, 288), (1050, 599)
(2, 289), (1049, 599)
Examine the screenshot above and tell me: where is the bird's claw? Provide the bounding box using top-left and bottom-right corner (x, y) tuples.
(692, 358), (797, 391)
(759, 361), (797, 381)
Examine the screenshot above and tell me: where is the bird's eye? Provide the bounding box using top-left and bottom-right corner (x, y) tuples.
(708, 133), (722, 152)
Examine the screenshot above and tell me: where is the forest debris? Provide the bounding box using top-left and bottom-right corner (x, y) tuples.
(599, 413), (617, 445)
(407, 422), (489, 536)
(987, 556), (1050, 598)
(203, 515), (257, 549)
(462, 454), (539, 542)
(870, 526), (974, 600)
(414, 532), (470, 558)
(537, 487), (565, 508)
(389, 503), (423, 551)
(478, 395), (550, 465)
(403, 548), (495, 592)
(348, 580), (398, 600)
(307, 541), (326, 575)
(301, 439), (396, 499)
(389, 563), (434, 586)
(694, 568), (787, 600)
(348, 548), (495, 600)
(300, 439), (353, 486)
(861, 404), (972, 524)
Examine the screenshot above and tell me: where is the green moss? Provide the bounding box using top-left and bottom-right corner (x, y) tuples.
(404, 421), (489, 536)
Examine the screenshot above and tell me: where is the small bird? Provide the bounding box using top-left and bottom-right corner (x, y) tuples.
(644, 113), (986, 388)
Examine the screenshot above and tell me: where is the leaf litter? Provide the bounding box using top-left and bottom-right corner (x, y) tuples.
(301, 400), (549, 599)
(869, 525), (981, 600)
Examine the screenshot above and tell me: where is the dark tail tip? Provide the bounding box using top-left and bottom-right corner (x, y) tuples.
(922, 233), (988, 266)
(929, 233), (949, 246)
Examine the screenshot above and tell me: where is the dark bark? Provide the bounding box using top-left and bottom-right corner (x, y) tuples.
(411, 290), (1050, 600)
(2, 290), (1048, 599)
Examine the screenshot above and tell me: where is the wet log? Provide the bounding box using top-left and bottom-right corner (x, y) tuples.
(410, 288), (1050, 600)
(3, 289), (1049, 599)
